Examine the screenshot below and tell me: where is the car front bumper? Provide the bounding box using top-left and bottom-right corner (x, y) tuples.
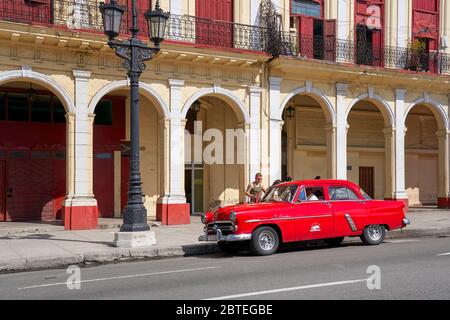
(198, 228), (252, 242)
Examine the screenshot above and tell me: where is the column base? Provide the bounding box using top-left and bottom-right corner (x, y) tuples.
(156, 202), (190, 225)
(62, 198), (98, 230)
(437, 198), (449, 209)
(113, 230), (156, 248)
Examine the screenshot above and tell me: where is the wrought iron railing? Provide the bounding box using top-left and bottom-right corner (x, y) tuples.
(283, 32), (450, 74)
(0, 0), (267, 52)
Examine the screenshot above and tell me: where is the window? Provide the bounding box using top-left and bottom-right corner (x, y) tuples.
(31, 95), (52, 123)
(94, 99), (113, 125)
(0, 92), (5, 120)
(304, 187), (325, 201)
(329, 186), (360, 201)
(7, 93), (29, 122)
(262, 185), (299, 203)
(292, 0), (321, 17)
(53, 98), (66, 123)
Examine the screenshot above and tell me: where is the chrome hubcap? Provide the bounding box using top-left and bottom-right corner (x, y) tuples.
(368, 225), (382, 241)
(259, 231), (275, 251)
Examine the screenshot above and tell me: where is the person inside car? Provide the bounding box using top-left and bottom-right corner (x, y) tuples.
(306, 188), (319, 201)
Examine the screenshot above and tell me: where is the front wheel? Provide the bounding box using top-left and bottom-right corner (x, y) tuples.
(250, 226), (279, 256)
(360, 225), (385, 245)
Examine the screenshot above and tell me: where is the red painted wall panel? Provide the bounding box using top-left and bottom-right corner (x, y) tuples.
(0, 160), (5, 221)
(93, 97), (126, 218)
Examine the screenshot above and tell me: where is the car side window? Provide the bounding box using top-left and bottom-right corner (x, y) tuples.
(298, 188), (307, 201)
(329, 186), (360, 201)
(303, 187), (325, 201)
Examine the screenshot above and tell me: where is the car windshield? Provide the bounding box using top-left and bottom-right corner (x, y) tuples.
(262, 185), (298, 203)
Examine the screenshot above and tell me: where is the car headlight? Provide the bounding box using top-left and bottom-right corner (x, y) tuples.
(230, 211), (237, 222)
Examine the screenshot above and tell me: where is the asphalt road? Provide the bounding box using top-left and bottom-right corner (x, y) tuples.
(0, 237), (449, 300)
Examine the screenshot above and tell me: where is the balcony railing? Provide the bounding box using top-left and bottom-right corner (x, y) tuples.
(285, 33), (450, 75)
(0, 0), (267, 52)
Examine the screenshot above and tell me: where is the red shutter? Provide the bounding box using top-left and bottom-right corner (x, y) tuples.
(298, 16), (314, 58)
(372, 29), (382, 67)
(413, 0), (438, 12)
(195, 0), (233, 48)
(324, 19), (336, 61)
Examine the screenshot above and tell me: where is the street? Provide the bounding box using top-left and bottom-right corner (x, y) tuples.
(0, 237), (449, 300)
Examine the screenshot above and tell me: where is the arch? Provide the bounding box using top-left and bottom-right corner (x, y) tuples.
(88, 80), (170, 118)
(404, 96), (449, 130)
(279, 86), (336, 124)
(0, 69), (75, 113)
(181, 87), (250, 124)
(346, 93), (395, 127)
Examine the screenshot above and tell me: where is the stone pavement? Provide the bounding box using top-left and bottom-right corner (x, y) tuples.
(0, 208), (448, 272)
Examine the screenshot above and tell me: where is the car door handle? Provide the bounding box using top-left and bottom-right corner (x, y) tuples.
(322, 201), (330, 206)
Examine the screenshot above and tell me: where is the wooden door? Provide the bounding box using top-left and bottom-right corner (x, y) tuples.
(359, 167), (374, 199)
(6, 151), (36, 221)
(0, 160), (5, 221)
(323, 19), (336, 61)
(195, 0), (233, 47)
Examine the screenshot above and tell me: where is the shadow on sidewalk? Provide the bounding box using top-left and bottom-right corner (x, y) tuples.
(0, 233), (113, 247)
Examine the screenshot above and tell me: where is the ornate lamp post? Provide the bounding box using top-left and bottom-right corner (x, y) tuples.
(99, 0), (169, 247)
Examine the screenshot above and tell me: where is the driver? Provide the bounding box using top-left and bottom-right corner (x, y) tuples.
(306, 188), (319, 201)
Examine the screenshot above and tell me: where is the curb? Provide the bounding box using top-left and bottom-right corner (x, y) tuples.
(0, 243), (221, 273)
(0, 229), (449, 273)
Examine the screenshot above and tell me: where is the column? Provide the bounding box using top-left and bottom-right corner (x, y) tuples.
(383, 127), (395, 199)
(249, 86), (262, 181)
(269, 77), (282, 183)
(156, 79), (190, 225)
(335, 83), (348, 180)
(393, 89), (409, 206)
(62, 70), (98, 230)
(325, 123), (337, 179)
(436, 129), (450, 208)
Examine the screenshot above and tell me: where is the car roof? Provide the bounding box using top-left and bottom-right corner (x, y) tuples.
(275, 179), (358, 188)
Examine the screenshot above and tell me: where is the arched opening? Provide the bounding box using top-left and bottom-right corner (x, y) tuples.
(405, 104), (445, 207)
(281, 94), (333, 182)
(346, 100), (392, 199)
(92, 88), (165, 219)
(0, 81), (67, 222)
(184, 96), (246, 214)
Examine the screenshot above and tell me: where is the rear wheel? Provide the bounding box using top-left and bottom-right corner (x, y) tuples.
(360, 225), (385, 245)
(250, 226), (279, 256)
(325, 237), (344, 247)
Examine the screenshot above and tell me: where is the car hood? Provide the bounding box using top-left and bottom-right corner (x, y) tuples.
(212, 202), (292, 221)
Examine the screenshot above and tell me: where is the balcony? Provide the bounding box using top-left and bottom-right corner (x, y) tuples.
(280, 32), (450, 75)
(0, 0), (267, 53)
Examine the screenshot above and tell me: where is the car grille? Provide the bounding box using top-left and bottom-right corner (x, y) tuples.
(206, 221), (235, 236)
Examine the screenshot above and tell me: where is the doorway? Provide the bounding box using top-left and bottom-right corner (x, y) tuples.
(185, 161), (204, 215)
(359, 166), (374, 199)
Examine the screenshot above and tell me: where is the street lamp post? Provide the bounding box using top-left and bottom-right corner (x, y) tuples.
(99, 0), (169, 247)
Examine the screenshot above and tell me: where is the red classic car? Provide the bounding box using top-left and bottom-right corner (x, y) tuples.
(199, 179), (410, 255)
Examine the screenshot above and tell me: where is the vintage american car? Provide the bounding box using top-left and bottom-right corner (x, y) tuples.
(199, 179), (410, 255)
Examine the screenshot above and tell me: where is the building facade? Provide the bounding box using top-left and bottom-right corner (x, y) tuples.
(0, 0), (449, 229)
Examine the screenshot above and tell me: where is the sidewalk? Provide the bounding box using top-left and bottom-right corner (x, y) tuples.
(0, 209), (448, 272)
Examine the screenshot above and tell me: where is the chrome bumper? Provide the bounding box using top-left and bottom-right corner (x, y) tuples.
(198, 228), (252, 242)
(403, 218), (411, 226)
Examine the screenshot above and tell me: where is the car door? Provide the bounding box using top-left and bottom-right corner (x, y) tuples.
(294, 186), (334, 241)
(328, 185), (368, 236)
